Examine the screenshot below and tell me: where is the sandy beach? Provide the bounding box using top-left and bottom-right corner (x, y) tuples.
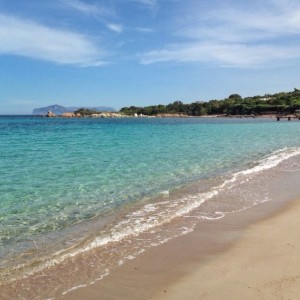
(154, 199), (300, 300)
(63, 187), (300, 300)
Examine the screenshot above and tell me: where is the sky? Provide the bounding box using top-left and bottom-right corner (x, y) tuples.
(1, 0), (300, 114)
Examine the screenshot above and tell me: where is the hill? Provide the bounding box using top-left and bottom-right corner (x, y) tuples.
(120, 89), (300, 116)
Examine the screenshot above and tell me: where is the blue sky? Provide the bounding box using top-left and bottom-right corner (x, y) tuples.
(1, 0), (300, 114)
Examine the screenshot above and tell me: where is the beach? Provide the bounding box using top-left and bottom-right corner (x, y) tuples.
(2, 117), (300, 299)
(63, 202), (300, 300)
(2, 0), (300, 298)
(62, 168), (300, 300)
(154, 199), (300, 300)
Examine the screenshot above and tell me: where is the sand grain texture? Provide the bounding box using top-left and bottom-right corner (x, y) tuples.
(154, 200), (300, 300)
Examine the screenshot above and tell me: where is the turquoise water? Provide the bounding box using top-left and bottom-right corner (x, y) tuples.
(1, 116), (300, 291)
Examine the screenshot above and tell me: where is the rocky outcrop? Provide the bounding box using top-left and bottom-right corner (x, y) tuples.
(156, 113), (189, 118)
(46, 111), (56, 117)
(61, 112), (75, 118)
(85, 112), (124, 118)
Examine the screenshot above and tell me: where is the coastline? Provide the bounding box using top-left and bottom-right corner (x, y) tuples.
(37, 113), (299, 119)
(62, 167), (300, 300)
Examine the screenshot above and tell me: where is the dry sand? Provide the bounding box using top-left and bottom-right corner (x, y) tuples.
(154, 199), (300, 300)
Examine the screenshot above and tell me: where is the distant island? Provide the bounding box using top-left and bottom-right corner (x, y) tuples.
(32, 104), (115, 115)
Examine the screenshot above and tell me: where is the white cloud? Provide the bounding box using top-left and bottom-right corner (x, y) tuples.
(134, 0), (157, 7)
(61, 0), (111, 16)
(203, 2), (300, 41)
(140, 42), (300, 67)
(0, 14), (106, 67)
(106, 23), (123, 33)
(139, 0), (300, 68)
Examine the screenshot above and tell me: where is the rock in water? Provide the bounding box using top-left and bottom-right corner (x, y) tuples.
(46, 111), (56, 117)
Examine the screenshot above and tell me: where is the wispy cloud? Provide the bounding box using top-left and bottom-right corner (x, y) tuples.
(134, 0), (157, 7)
(140, 42), (300, 68)
(0, 13), (106, 67)
(61, 0), (112, 17)
(186, 0), (300, 42)
(132, 0), (158, 14)
(139, 0), (300, 68)
(106, 23), (123, 33)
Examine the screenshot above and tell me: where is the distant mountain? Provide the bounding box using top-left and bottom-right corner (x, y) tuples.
(92, 106), (116, 112)
(91, 106), (116, 112)
(32, 105), (116, 115)
(32, 105), (67, 115)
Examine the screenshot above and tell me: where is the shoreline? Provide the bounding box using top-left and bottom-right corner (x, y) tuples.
(37, 113), (299, 119)
(62, 167), (300, 300)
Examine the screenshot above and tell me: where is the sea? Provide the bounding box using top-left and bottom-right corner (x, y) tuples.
(1, 116), (300, 299)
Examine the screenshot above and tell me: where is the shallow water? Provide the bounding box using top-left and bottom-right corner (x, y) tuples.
(1, 116), (300, 298)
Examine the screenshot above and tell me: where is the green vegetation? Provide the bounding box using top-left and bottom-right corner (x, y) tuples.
(74, 108), (99, 116)
(120, 89), (300, 116)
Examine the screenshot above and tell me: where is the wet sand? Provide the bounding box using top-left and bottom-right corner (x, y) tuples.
(62, 188), (300, 300)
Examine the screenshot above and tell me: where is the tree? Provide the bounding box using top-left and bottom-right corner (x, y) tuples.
(228, 94), (242, 100)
